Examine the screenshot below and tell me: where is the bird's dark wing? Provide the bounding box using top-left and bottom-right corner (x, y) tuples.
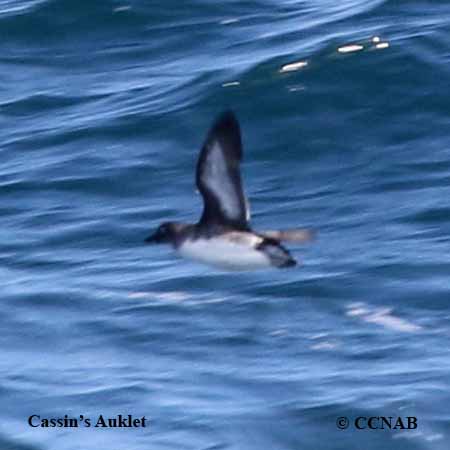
(196, 111), (250, 230)
(260, 229), (316, 243)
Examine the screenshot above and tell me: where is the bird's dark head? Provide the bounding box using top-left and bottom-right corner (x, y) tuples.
(145, 222), (183, 244)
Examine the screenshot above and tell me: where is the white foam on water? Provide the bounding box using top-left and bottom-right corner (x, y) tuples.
(310, 341), (339, 351)
(393, 430), (443, 443)
(128, 291), (189, 302)
(375, 42), (390, 49)
(220, 18), (239, 25)
(222, 81), (240, 87)
(113, 5), (131, 13)
(280, 60), (308, 73)
(346, 302), (422, 333)
(308, 332), (339, 350)
(269, 329), (289, 337)
(338, 44), (364, 53)
(309, 332), (329, 340)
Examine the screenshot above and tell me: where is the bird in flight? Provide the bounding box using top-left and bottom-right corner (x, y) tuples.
(145, 111), (314, 270)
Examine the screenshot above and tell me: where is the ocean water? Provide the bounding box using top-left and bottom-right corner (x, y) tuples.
(1, 0), (450, 449)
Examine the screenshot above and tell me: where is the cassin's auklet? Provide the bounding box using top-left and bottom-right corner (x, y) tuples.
(145, 111), (314, 270)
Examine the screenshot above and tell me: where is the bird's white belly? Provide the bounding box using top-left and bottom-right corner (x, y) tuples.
(178, 237), (271, 270)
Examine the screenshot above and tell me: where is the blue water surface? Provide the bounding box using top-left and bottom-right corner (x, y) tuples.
(1, 1), (450, 449)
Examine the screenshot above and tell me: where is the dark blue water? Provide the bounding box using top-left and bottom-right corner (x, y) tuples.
(1, 1), (450, 449)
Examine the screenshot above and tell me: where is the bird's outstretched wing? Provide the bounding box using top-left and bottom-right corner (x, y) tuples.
(196, 111), (249, 230)
(260, 229), (316, 243)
